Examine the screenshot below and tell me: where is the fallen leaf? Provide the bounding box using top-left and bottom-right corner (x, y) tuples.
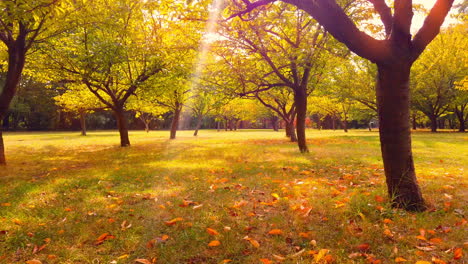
(415, 246), (436, 251)
(206, 228), (220, 236)
(268, 229), (283, 235)
(26, 260), (42, 264)
(383, 218), (393, 224)
(118, 254), (129, 259)
(272, 254), (286, 261)
(208, 240), (221, 247)
(414, 261), (431, 264)
(453, 248), (463, 260)
(314, 249), (329, 263)
(357, 243), (370, 252)
(222, 260), (232, 263)
(259, 258), (272, 264)
(135, 259), (151, 264)
(164, 217), (183, 226)
(429, 238), (443, 244)
(374, 195), (385, 203)
(395, 257), (407, 262)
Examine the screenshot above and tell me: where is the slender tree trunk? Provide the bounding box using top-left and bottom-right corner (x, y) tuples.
(217, 121), (220, 132)
(145, 122), (150, 133)
(79, 110), (87, 136)
(113, 108), (130, 147)
(376, 63), (425, 211)
(412, 113), (417, 130)
(332, 116), (336, 130)
(0, 128), (5, 165)
(271, 116), (278, 131)
(342, 119), (348, 133)
(194, 115), (203, 136)
(286, 120), (297, 142)
(294, 89), (309, 153)
(170, 106), (182, 139)
(224, 118), (228, 131)
(429, 115), (437, 132)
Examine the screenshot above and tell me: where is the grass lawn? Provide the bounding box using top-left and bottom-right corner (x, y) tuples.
(0, 129), (466, 263)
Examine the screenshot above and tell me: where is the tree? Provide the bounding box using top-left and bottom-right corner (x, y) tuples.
(54, 84), (105, 135)
(40, 0), (164, 146)
(230, 0), (455, 211)
(127, 96), (166, 133)
(411, 22), (467, 132)
(0, 0), (63, 164)
(187, 89), (224, 136)
(219, 2), (334, 152)
(453, 77), (468, 131)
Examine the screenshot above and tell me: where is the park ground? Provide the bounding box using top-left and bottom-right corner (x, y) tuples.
(0, 129), (466, 263)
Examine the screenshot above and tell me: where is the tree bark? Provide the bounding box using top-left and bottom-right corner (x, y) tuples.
(412, 113), (417, 130)
(114, 108), (130, 147)
(294, 89), (309, 153)
(376, 63), (425, 211)
(342, 119), (348, 133)
(79, 110), (87, 136)
(430, 115), (438, 132)
(454, 108), (466, 132)
(0, 128), (5, 165)
(286, 120), (297, 142)
(271, 116), (279, 131)
(194, 115), (203, 136)
(170, 106), (182, 139)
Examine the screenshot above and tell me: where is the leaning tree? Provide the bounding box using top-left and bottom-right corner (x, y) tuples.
(230, 0), (455, 211)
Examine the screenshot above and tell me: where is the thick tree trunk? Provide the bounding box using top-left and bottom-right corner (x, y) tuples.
(429, 115), (438, 132)
(79, 111), (87, 136)
(170, 106), (182, 139)
(294, 89), (309, 153)
(194, 115), (203, 136)
(114, 108), (130, 147)
(376, 64), (425, 211)
(454, 108), (466, 132)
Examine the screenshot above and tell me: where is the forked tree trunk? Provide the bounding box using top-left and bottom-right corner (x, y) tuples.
(194, 115), (203, 136)
(114, 108), (130, 147)
(170, 106), (182, 139)
(294, 89), (309, 153)
(79, 110), (87, 136)
(376, 63), (425, 211)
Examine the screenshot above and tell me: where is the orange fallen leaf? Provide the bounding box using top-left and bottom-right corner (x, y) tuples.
(415, 261), (431, 264)
(383, 218), (393, 224)
(222, 260), (232, 263)
(268, 229), (283, 235)
(206, 228), (219, 236)
(431, 257), (447, 264)
(357, 243), (370, 252)
(429, 237), (443, 244)
(135, 259), (152, 264)
(453, 248), (463, 260)
(47, 255), (57, 260)
(259, 258), (272, 264)
(1, 203), (11, 207)
(161, 234), (169, 241)
(164, 217), (183, 226)
(416, 235), (426, 241)
(94, 233), (115, 245)
(249, 239), (260, 248)
(395, 257), (407, 262)
(208, 240), (221, 247)
(26, 260), (42, 264)
(374, 195), (385, 203)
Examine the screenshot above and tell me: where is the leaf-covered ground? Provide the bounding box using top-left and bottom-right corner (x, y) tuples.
(0, 130), (466, 263)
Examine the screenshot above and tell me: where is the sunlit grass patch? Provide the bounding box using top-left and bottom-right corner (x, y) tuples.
(0, 129), (466, 263)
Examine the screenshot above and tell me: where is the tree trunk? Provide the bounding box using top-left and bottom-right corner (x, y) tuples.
(342, 119), (348, 133)
(114, 108), (130, 147)
(412, 113), (417, 130)
(217, 121), (220, 132)
(454, 108), (466, 132)
(429, 115), (437, 132)
(170, 106), (182, 139)
(79, 110), (87, 136)
(294, 89), (309, 153)
(0, 128), (5, 165)
(0, 40), (27, 165)
(271, 116), (279, 131)
(194, 115), (203, 136)
(376, 63), (425, 211)
(286, 120), (297, 142)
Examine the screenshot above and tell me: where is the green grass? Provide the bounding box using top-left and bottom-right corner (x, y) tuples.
(0, 129), (466, 263)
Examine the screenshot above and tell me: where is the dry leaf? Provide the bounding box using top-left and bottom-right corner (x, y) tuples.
(268, 229), (283, 235)
(164, 217), (183, 226)
(208, 240), (221, 247)
(395, 257), (407, 262)
(206, 228), (219, 236)
(453, 248), (463, 260)
(259, 258), (272, 264)
(135, 259), (152, 264)
(26, 260), (42, 264)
